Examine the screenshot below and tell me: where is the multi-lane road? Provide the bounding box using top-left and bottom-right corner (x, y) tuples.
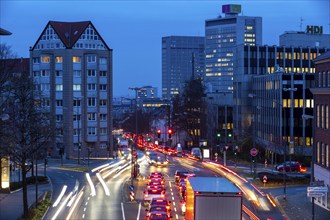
(43, 150), (284, 220)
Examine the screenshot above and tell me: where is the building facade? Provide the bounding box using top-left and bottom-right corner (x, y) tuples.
(311, 51), (330, 210)
(30, 21), (113, 159)
(280, 30), (330, 48)
(162, 36), (205, 100)
(204, 4), (262, 96)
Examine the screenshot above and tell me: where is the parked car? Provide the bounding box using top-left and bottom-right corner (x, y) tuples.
(275, 161), (306, 173)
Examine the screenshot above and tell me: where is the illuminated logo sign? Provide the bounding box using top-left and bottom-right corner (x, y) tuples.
(306, 25), (323, 34)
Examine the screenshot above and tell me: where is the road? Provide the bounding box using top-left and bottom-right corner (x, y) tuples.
(42, 150), (286, 220)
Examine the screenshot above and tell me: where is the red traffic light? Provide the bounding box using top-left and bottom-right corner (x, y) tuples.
(168, 128), (172, 134)
(157, 129), (161, 134)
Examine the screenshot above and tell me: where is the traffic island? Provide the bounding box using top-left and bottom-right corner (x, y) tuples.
(123, 175), (147, 204)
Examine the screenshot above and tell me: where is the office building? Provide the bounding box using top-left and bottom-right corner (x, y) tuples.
(162, 36), (205, 100)
(310, 51), (330, 210)
(30, 21), (113, 159)
(204, 4), (262, 96)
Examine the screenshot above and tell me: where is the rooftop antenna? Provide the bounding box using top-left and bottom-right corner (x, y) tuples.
(299, 17), (304, 31)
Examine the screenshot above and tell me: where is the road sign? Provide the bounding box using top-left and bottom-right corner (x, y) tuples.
(263, 175), (267, 183)
(307, 192), (325, 198)
(307, 186), (328, 193)
(250, 148), (258, 157)
(129, 185), (134, 191)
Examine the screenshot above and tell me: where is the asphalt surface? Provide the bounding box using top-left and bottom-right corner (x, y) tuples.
(0, 156), (329, 220)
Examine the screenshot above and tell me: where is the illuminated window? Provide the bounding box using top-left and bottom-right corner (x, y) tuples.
(306, 99), (311, 108)
(41, 56), (50, 63)
(287, 99), (291, 108)
(73, 56), (81, 63)
(317, 142), (320, 163)
(294, 99), (299, 108)
(306, 137), (311, 146)
(55, 56), (63, 63)
(321, 105), (325, 128)
(56, 84), (63, 91)
(299, 99), (304, 108)
(282, 99), (287, 108)
(73, 84), (81, 91)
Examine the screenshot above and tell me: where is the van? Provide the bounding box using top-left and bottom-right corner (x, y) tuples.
(176, 144), (183, 157)
(191, 147), (202, 160)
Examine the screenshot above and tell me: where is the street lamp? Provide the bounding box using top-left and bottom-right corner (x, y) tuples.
(302, 114), (315, 220)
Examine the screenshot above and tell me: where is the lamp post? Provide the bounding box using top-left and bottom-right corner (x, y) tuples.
(73, 96), (83, 164)
(302, 114), (315, 220)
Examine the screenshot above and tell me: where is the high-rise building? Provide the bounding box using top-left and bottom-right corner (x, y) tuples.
(204, 4), (262, 96)
(30, 21), (113, 159)
(162, 36), (205, 100)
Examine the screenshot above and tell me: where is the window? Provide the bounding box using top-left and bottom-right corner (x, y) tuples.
(326, 145), (329, 167)
(33, 71), (40, 77)
(88, 97), (96, 106)
(73, 99), (81, 107)
(99, 84), (107, 91)
(87, 69), (96, 77)
(56, 100), (63, 107)
(99, 71), (107, 77)
(87, 55), (96, 63)
(56, 70), (63, 77)
(41, 83), (50, 91)
(33, 57), (40, 64)
(41, 70), (50, 77)
(73, 114), (81, 121)
(73, 84), (81, 91)
(99, 99), (107, 106)
(100, 127), (107, 135)
(88, 84), (96, 91)
(326, 105), (329, 129)
(56, 114), (63, 122)
(41, 56), (50, 63)
(88, 113), (96, 121)
(73, 70), (81, 77)
(321, 105), (324, 128)
(55, 84), (63, 91)
(317, 105), (320, 127)
(55, 56), (63, 63)
(41, 98), (50, 107)
(317, 142), (320, 163)
(299, 99), (304, 108)
(100, 114), (107, 121)
(88, 127), (97, 135)
(99, 58), (107, 65)
(73, 56), (81, 63)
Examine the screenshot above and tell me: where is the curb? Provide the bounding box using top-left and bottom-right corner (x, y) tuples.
(274, 195), (290, 219)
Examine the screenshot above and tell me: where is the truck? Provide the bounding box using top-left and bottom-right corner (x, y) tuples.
(185, 177), (242, 220)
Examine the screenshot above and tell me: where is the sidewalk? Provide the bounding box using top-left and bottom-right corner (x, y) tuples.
(0, 183), (51, 220)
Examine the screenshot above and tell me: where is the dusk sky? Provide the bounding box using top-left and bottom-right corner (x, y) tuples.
(1, 0), (329, 98)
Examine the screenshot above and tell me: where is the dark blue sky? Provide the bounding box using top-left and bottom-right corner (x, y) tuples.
(1, 0), (329, 97)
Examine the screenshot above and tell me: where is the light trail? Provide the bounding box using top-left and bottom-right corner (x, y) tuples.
(96, 172), (110, 196)
(242, 205), (260, 220)
(51, 192), (73, 220)
(136, 202), (141, 220)
(121, 202), (126, 220)
(66, 187), (85, 220)
(53, 185), (67, 207)
(86, 173), (96, 196)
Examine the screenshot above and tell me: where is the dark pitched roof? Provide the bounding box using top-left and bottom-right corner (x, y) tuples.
(31, 21), (111, 50)
(49, 21), (90, 48)
(0, 28), (12, 35)
(313, 50), (330, 62)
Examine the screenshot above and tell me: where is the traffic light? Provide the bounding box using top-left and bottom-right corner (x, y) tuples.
(168, 128), (173, 138)
(157, 129), (161, 138)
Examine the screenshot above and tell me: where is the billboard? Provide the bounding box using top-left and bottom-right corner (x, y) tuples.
(222, 4), (241, 14)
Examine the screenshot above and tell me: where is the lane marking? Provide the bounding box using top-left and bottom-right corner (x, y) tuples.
(82, 214), (85, 219)
(136, 202), (141, 220)
(121, 202), (126, 220)
(176, 214), (179, 219)
(172, 197), (175, 200)
(173, 201), (176, 206)
(174, 207), (177, 212)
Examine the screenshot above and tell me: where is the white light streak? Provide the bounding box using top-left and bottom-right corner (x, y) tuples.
(96, 172), (110, 196)
(86, 173), (96, 196)
(136, 202), (141, 220)
(66, 187), (85, 220)
(53, 185), (67, 207)
(121, 202), (126, 220)
(51, 192), (73, 220)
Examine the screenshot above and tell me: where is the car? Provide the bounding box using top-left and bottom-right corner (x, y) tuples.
(146, 212), (170, 220)
(178, 180), (186, 199)
(174, 170), (195, 184)
(146, 206), (171, 219)
(149, 172), (164, 180)
(150, 197), (171, 211)
(144, 188), (165, 205)
(155, 156), (168, 167)
(147, 182), (165, 191)
(276, 161), (306, 173)
(191, 147), (202, 160)
(148, 177), (165, 186)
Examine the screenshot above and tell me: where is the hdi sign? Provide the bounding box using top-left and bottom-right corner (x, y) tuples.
(306, 25), (323, 34)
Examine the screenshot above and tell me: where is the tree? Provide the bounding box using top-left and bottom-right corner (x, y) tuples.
(0, 47), (53, 217)
(172, 77), (206, 147)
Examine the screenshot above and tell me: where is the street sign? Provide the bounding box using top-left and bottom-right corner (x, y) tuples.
(250, 148), (258, 157)
(307, 192), (325, 198)
(263, 175), (267, 183)
(307, 186), (328, 193)
(129, 185), (134, 191)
